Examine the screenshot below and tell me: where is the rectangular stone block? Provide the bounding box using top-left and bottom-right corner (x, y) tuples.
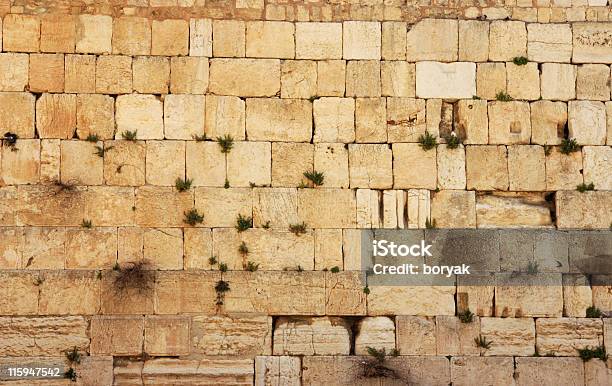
(314, 143), (349, 188)
(154, 271), (219, 315)
(451, 357), (515, 386)
(196, 187), (252, 228)
(325, 271), (366, 315)
(151, 19), (188, 56)
(431, 190), (476, 228)
(480, 317), (535, 356)
(317, 60), (345, 96)
(170, 56), (208, 94)
(393, 143), (437, 189)
(252, 187), (299, 228)
(0, 92), (35, 138)
(476, 62), (506, 100)
(313, 97), (355, 143)
(343, 21), (381, 60)
(76, 15), (112, 54)
(141, 358), (253, 385)
(0, 272), (38, 315)
(35, 93), (76, 139)
(226, 141), (271, 187)
(508, 145), (546, 191)
(143, 228), (183, 270)
(65, 228), (117, 269)
(416, 62), (476, 99)
(573, 23), (612, 63)
(507, 62), (540, 100)
(355, 97), (387, 142)
(115, 94), (163, 139)
(489, 20), (527, 61)
(144, 316), (190, 356)
(3, 14), (40, 52)
(76, 94), (115, 140)
(436, 316), (480, 356)
(135, 186), (194, 227)
(281, 60), (317, 99)
(476, 193), (553, 228)
(246, 98), (312, 142)
(22, 227), (65, 269)
(186, 141), (226, 187)
(396, 316), (436, 355)
(368, 286), (455, 316)
(381, 61), (415, 97)
(407, 19), (458, 62)
(112, 16), (151, 55)
(91, 316), (144, 356)
(65, 54), (95, 93)
(488, 101), (531, 144)
(95, 55), (132, 94)
(297, 188), (356, 228)
(39, 271), (100, 315)
(348, 144), (393, 189)
(274, 317), (351, 355)
(527, 23), (572, 62)
(568, 100), (607, 145)
(295, 22), (342, 59)
(382, 22), (406, 60)
(189, 18), (212, 57)
(577, 64), (610, 101)
(40, 14), (75, 53)
(30, 53), (65, 93)
(209, 58), (280, 97)
(212, 20), (245, 57)
(536, 318), (603, 356)
(163, 94), (204, 139)
(346, 60), (381, 97)
(133, 56), (169, 94)
(0, 53), (28, 91)
(192, 314), (271, 356)
(60, 140), (103, 185)
(205, 95), (244, 139)
(516, 357), (585, 386)
(271, 143), (313, 187)
(459, 20), (489, 62)
(541, 63), (576, 101)
(246, 21), (294, 59)
(556, 191), (612, 229)
(455, 100), (488, 144)
(183, 228), (212, 269)
(1, 139), (40, 185)
(255, 356), (300, 386)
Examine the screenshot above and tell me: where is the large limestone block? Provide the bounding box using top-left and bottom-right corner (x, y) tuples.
(381, 61), (415, 97)
(455, 99), (488, 144)
(563, 275), (593, 318)
(0, 187), (17, 226)
(416, 62), (475, 99)
(76, 94), (115, 140)
(0, 272), (38, 314)
(496, 274), (563, 317)
(314, 143), (349, 188)
(3, 14), (40, 53)
(556, 191), (612, 229)
(103, 140), (146, 186)
(436, 316), (480, 356)
(386, 97), (426, 142)
(346, 60), (381, 97)
(541, 63), (576, 101)
(0, 316), (88, 356)
(141, 358), (253, 385)
(170, 56), (209, 94)
(76, 15), (112, 54)
(224, 271), (326, 315)
(226, 141), (271, 187)
(437, 145), (466, 189)
(205, 95), (244, 139)
(0, 92), (35, 138)
(354, 316), (395, 355)
(477, 62), (506, 100)
(135, 187), (194, 227)
(431, 190), (476, 228)
(459, 20), (489, 62)
(95, 55), (132, 94)
(583, 146), (612, 190)
(246, 21), (294, 59)
(476, 193), (553, 228)
(348, 144), (392, 189)
(355, 97), (387, 142)
(271, 143), (313, 187)
(192, 314), (271, 356)
(516, 357), (585, 386)
(545, 147), (583, 190)
(186, 141), (225, 187)
(480, 317), (535, 356)
(39, 271), (100, 315)
(382, 22), (407, 60)
(508, 145), (546, 191)
(144, 316), (190, 356)
(189, 18), (212, 57)
(531, 101), (567, 145)
(82, 186), (136, 227)
(295, 22), (342, 59)
(315, 229), (343, 271)
(154, 272), (219, 315)
(577, 64), (610, 101)
(466, 146), (508, 191)
(163, 94), (205, 139)
(392, 143), (437, 189)
(0, 53), (28, 91)
(273, 317), (351, 355)
(151, 19), (189, 56)
(209, 59), (280, 96)
(65, 54), (95, 93)
(368, 286), (455, 316)
(195, 187), (251, 228)
(507, 62), (540, 100)
(281, 60), (317, 99)
(0, 139), (40, 185)
(143, 228), (183, 270)
(298, 188), (356, 228)
(212, 20), (245, 57)
(247, 98), (312, 142)
(343, 21), (381, 60)
(317, 60), (345, 96)
(451, 357), (515, 386)
(36, 93), (76, 139)
(145, 140), (185, 186)
(252, 187), (299, 228)
(132, 56), (169, 94)
(40, 139), (60, 184)
(183, 228), (212, 269)
(212, 228), (314, 270)
(488, 101), (531, 144)
(568, 101), (607, 145)
(21, 227), (65, 269)
(396, 316), (436, 355)
(573, 23), (612, 63)
(112, 16), (151, 55)
(407, 19), (458, 62)
(536, 318), (603, 356)
(16, 185), (87, 226)
(255, 356), (300, 386)
(489, 21), (527, 61)
(585, 359), (612, 386)
(91, 316), (144, 356)
(313, 97), (355, 143)
(115, 94), (163, 139)
(60, 140), (103, 185)
(65, 228), (117, 269)
(527, 23), (572, 62)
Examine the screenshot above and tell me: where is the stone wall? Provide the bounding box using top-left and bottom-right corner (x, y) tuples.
(0, 1), (611, 385)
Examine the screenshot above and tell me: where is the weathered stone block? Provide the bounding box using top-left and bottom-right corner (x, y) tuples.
(192, 314), (271, 356)
(507, 62), (540, 100)
(343, 21), (381, 60)
(407, 19), (458, 62)
(38, 271), (100, 315)
(437, 145), (466, 189)
(281, 60), (316, 98)
(36, 93), (76, 139)
(252, 187), (299, 228)
(64, 54), (95, 93)
(488, 101), (531, 144)
(40, 14), (75, 53)
(297, 189), (356, 228)
(396, 316), (436, 355)
(317, 60), (345, 96)
(516, 357), (585, 386)
(489, 20), (527, 61)
(60, 140), (103, 185)
(545, 147), (583, 190)
(325, 271), (366, 315)
(1, 139), (40, 185)
(355, 98), (387, 142)
(465, 145), (508, 190)
(348, 144), (392, 189)
(186, 141), (226, 187)
(416, 61), (476, 99)
(536, 318), (603, 356)
(381, 61), (415, 97)
(382, 22), (406, 60)
(65, 228), (117, 268)
(454, 100), (488, 144)
(273, 317), (351, 355)
(103, 140), (145, 186)
(196, 187), (251, 228)
(132, 56), (169, 94)
(295, 22), (342, 59)
(270, 143), (312, 187)
(144, 316), (190, 356)
(170, 56), (208, 94)
(563, 275), (593, 318)
(255, 356), (300, 386)
(135, 187), (194, 228)
(583, 146), (612, 190)
(76, 94), (115, 140)
(115, 94), (163, 139)
(22, 227), (65, 269)
(314, 143), (349, 188)
(212, 20), (245, 57)
(145, 141), (185, 186)
(246, 21), (294, 58)
(3, 14), (40, 52)
(154, 272), (218, 315)
(577, 64), (610, 101)
(247, 98), (312, 142)
(112, 16), (151, 55)
(393, 143), (437, 189)
(151, 19), (188, 56)
(368, 286), (455, 315)
(431, 190), (476, 228)
(531, 101), (567, 145)
(476, 62), (506, 100)
(315, 229), (343, 270)
(573, 23), (612, 63)
(541, 63), (577, 101)
(205, 95), (244, 139)
(0, 92), (35, 138)
(556, 191), (612, 229)
(476, 193), (553, 228)
(209, 58), (280, 97)
(163, 94), (205, 139)
(435, 316), (480, 356)
(95, 55), (132, 94)
(527, 23), (572, 62)
(0, 272), (37, 314)
(508, 145), (546, 191)
(568, 101), (607, 145)
(346, 60), (381, 97)
(140, 358), (253, 385)
(459, 20), (489, 62)
(386, 97), (427, 142)
(39, 139), (60, 183)
(76, 15), (112, 54)
(354, 317), (395, 355)
(189, 18), (212, 57)
(226, 141), (271, 187)
(0, 54), (28, 91)
(143, 228), (183, 269)
(480, 317), (535, 356)
(91, 316), (144, 356)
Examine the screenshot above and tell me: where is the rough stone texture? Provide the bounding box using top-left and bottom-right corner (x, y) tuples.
(541, 63), (577, 101)
(489, 21), (527, 61)
(115, 95), (163, 139)
(573, 23), (612, 64)
(396, 316), (437, 355)
(393, 143), (437, 189)
(247, 98), (312, 142)
(191, 314), (271, 356)
(536, 318), (603, 356)
(480, 317), (535, 356)
(255, 356), (301, 386)
(488, 102), (531, 145)
(209, 59), (280, 97)
(407, 19), (457, 62)
(466, 146), (508, 191)
(273, 317), (351, 355)
(354, 316), (395, 355)
(431, 190), (476, 228)
(476, 193), (553, 228)
(508, 145), (546, 191)
(451, 357), (515, 386)
(557, 191), (612, 229)
(295, 22), (342, 59)
(368, 286), (455, 316)
(436, 316), (480, 356)
(531, 101), (567, 145)
(527, 23), (572, 62)
(416, 62), (475, 99)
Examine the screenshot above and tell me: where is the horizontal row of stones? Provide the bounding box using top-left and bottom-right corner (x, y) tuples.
(2, 138), (611, 191)
(0, 268), (609, 316)
(3, 93), (612, 144)
(0, 182), (610, 228)
(1, 222), (610, 270)
(0, 16), (611, 63)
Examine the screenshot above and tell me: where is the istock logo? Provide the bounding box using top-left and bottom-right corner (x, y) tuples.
(372, 240), (433, 257)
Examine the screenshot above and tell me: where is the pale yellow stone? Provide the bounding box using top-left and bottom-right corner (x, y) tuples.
(437, 145), (466, 189)
(252, 187), (298, 228)
(205, 95), (245, 139)
(0, 92), (35, 138)
(382, 22), (406, 60)
(465, 145), (509, 190)
(563, 275), (592, 317)
(115, 94), (163, 139)
(1, 139), (40, 185)
(189, 18), (212, 57)
(0, 53), (28, 91)
(516, 357), (585, 385)
(246, 21), (294, 59)
(436, 316), (480, 356)
(2, 14), (40, 53)
(255, 356), (300, 386)
(348, 144), (393, 189)
(476, 62), (506, 100)
(314, 229), (343, 270)
(431, 190), (476, 228)
(381, 61), (415, 97)
(489, 20), (527, 61)
(145, 141), (185, 186)
(577, 64), (610, 101)
(507, 62), (540, 100)
(477, 193), (553, 228)
(22, 227), (65, 269)
(295, 22), (342, 59)
(39, 271), (100, 315)
(39, 139), (60, 184)
(396, 316), (436, 355)
(393, 143), (437, 189)
(583, 146), (612, 190)
(527, 23), (572, 62)
(246, 99), (312, 142)
(76, 15), (112, 54)
(186, 141), (226, 187)
(145, 316), (190, 356)
(451, 357), (514, 386)
(568, 100), (607, 145)
(314, 143), (349, 188)
(541, 63), (577, 101)
(573, 22), (612, 63)
(227, 142), (271, 187)
(488, 101), (531, 144)
(91, 316), (144, 355)
(354, 317), (395, 355)
(195, 187), (251, 228)
(386, 98), (427, 142)
(273, 317), (351, 355)
(209, 58), (280, 97)
(343, 21), (381, 60)
(556, 191), (612, 229)
(455, 100), (488, 144)
(192, 314), (272, 356)
(65, 228), (117, 269)
(170, 57), (209, 94)
(368, 286), (455, 315)
(183, 228), (212, 269)
(545, 148), (583, 190)
(531, 100), (566, 145)
(508, 145), (546, 191)
(60, 140), (103, 185)
(316, 60), (345, 96)
(143, 228), (183, 270)
(459, 20), (489, 61)
(407, 19), (458, 62)
(536, 318), (603, 356)
(36, 93), (76, 139)
(480, 317), (535, 356)
(112, 16), (151, 55)
(355, 98), (387, 143)
(298, 188), (356, 228)
(76, 94), (115, 140)
(280, 60), (316, 98)
(346, 60), (381, 97)
(212, 20), (245, 57)
(135, 187), (194, 228)
(151, 19), (189, 56)
(132, 56), (169, 94)
(163, 94), (205, 140)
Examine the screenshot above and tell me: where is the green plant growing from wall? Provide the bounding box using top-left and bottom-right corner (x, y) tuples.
(244, 261), (259, 272)
(578, 346), (607, 362)
(304, 170), (325, 186)
(458, 309), (474, 323)
(586, 306), (602, 318)
(235, 214), (253, 232)
(81, 219), (92, 228)
(512, 56), (528, 65)
(495, 91), (513, 101)
(238, 242), (249, 256)
(214, 280), (230, 305)
(85, 134), (100, 142)
(183, 208), (204, 226)
(217, 135), (234, 153)
(175, 177), (192, 192)
(3, 132), (18, 150)
(121, 130), (137, 141)
(359, 347), (398, 379)
(475, 335), (493, 350)
(289, 222), (308, 236)
(112, 260), (155, 295)
(418, 131), (437, 150)
(576, 182), (594, 193)
(445, 133), (461, 149)
(560, 138), (580, 154)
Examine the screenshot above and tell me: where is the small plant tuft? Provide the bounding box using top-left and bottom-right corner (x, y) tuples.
(235, 214), (253, 232)
(175, 177), (192, 192)
(244, 261), (260, 272)
(238, 241), (249, 256)
(112, 260), (155, 295)
(577, 182), (595, 193)
(418, 131), (437, 150)
(289, 222), (308, 236)
(527, 261), (539, 274)
(303, 170), (325, 186)
(586, 306), (602, 318)
(217, 135), (234, 153)
(65, 347), (82, 364)
(183, 208), (204, 226)
(219, 262), (228, 273)
(359, 347), (398, 379)
(458, 309), (474, 323)
(3, 132), (18, 149)
(81, 219), (92, 228)
(121, 130), (137, 141)
(512, 56), (528, 66)
(363, 286), (370, 295)
(560, 138), (580, 154)
(94, 144), (113, 157)
(544, 145), (553, 156)
(262, 221), (271, 229)
(330, 266), (340, 273)
(86, 134), (100, 142)
(475, 335), (493, 350)
(65, 368), (77, 382)
(425, 218), (436, 229)
(578, 346), (607, 362)
(445, 133), (461, 149)
(192, 134), (207, 142)
(495, 91), (513, 101)
(214, 280), (230, 305)
(208, 256), (218, 266)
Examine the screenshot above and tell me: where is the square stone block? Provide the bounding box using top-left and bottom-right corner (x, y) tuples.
(151, 19), (189, 56)
(392, 143), (437, 189)
(343, 21), (381, 60)
(295, 22), (342, 59)
(145, 141), (186, 186)
(133, 56), (169, 94)
(164, 95), (205, 140)
(170, 57), (208, 94)
(407, 19), (458, 62)
(416, 62), (476, 99)
(466, 145), (509, 190)
(76, 15), (112, 54)
(246, 21), (294, 59)
(112, 17), (151, 55)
